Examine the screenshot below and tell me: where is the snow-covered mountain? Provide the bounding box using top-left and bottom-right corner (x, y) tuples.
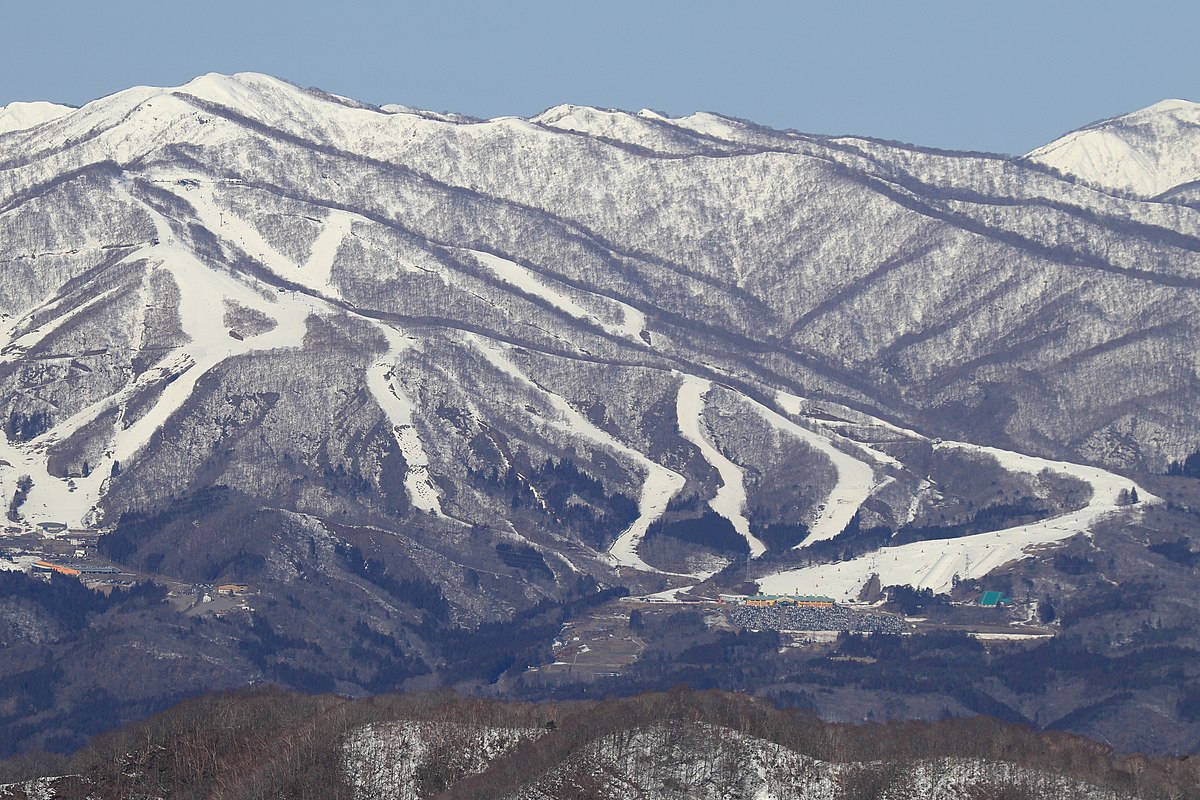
(0, 71), (1195, 618)
(10, 73), (1200, 760)
(0, 100), (73, 135)
(1026, 98), (1200, 199)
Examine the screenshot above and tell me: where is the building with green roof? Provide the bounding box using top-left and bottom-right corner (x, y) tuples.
(977, 591), (1008, 607)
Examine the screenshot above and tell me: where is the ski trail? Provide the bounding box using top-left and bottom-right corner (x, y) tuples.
(748, 396), (878, 546)
(469, 335), (690, 575)
(167, 176), (451, 519)
(775, 390), (926, 441)
(675, 376), (765, 558)
(775, 390), (911, 469)
(0, 240), (316, 528)
(0, 287), (123, 367)
(156, 172), (342, 299)
(302, 211), (350, 297)
(0, 185), (332, 528)
(366, 324), (446, 518)
(464, 249), (647, 341)
(757, 441), (1158, 601)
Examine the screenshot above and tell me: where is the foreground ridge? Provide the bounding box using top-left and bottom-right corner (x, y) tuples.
(3, 688), (1194, 800)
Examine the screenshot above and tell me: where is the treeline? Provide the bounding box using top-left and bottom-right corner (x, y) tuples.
(2, 686), (1196, 800)
(644, 510), (748, 556)
(1167, 451), (1200, 478)
(5, 409), (53, 443)
(883, 584), (951, 615)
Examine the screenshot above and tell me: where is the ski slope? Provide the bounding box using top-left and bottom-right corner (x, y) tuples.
(0, 184), (395, 530)
(751, 393), (878, 545)
(675, 376), (764, 557)
(164, 175), (455, 518)
(301, 210), (351, 298)
(469, 336), (690, 575)
(466, 249), (646, 342)
(366, 325), (447, 518)
(0, 230), (319, 528)
(758, 441), (1158, 600)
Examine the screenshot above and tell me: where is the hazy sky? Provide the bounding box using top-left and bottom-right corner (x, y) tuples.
(2, 0), (1197, 154)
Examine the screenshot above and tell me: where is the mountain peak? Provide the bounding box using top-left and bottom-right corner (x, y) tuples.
(1026, 98), (1200, 197)
(0, 100), (74, 135)
(174, 71), (291, 98)
(1131, 97), (1200, 116)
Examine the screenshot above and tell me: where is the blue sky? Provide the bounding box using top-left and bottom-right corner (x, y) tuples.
(2, 0), (1196, 154)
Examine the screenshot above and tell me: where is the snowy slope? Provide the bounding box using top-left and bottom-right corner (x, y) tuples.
(676, 376), (765, 557)
(758, 441), (1157, 600)
(765, 391), (880, 544)
(468, 336), (689, 575)
(1027, 99), (1200, 197)
(0, 100), (73, 135)
(366, 325), (447, 518)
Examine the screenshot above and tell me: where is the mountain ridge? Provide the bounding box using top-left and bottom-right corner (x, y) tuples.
(4, 73), (1200, 756)
(1, 72), (1193, 564)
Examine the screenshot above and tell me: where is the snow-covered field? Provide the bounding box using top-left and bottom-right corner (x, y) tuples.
(0, 554), (40, 572)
